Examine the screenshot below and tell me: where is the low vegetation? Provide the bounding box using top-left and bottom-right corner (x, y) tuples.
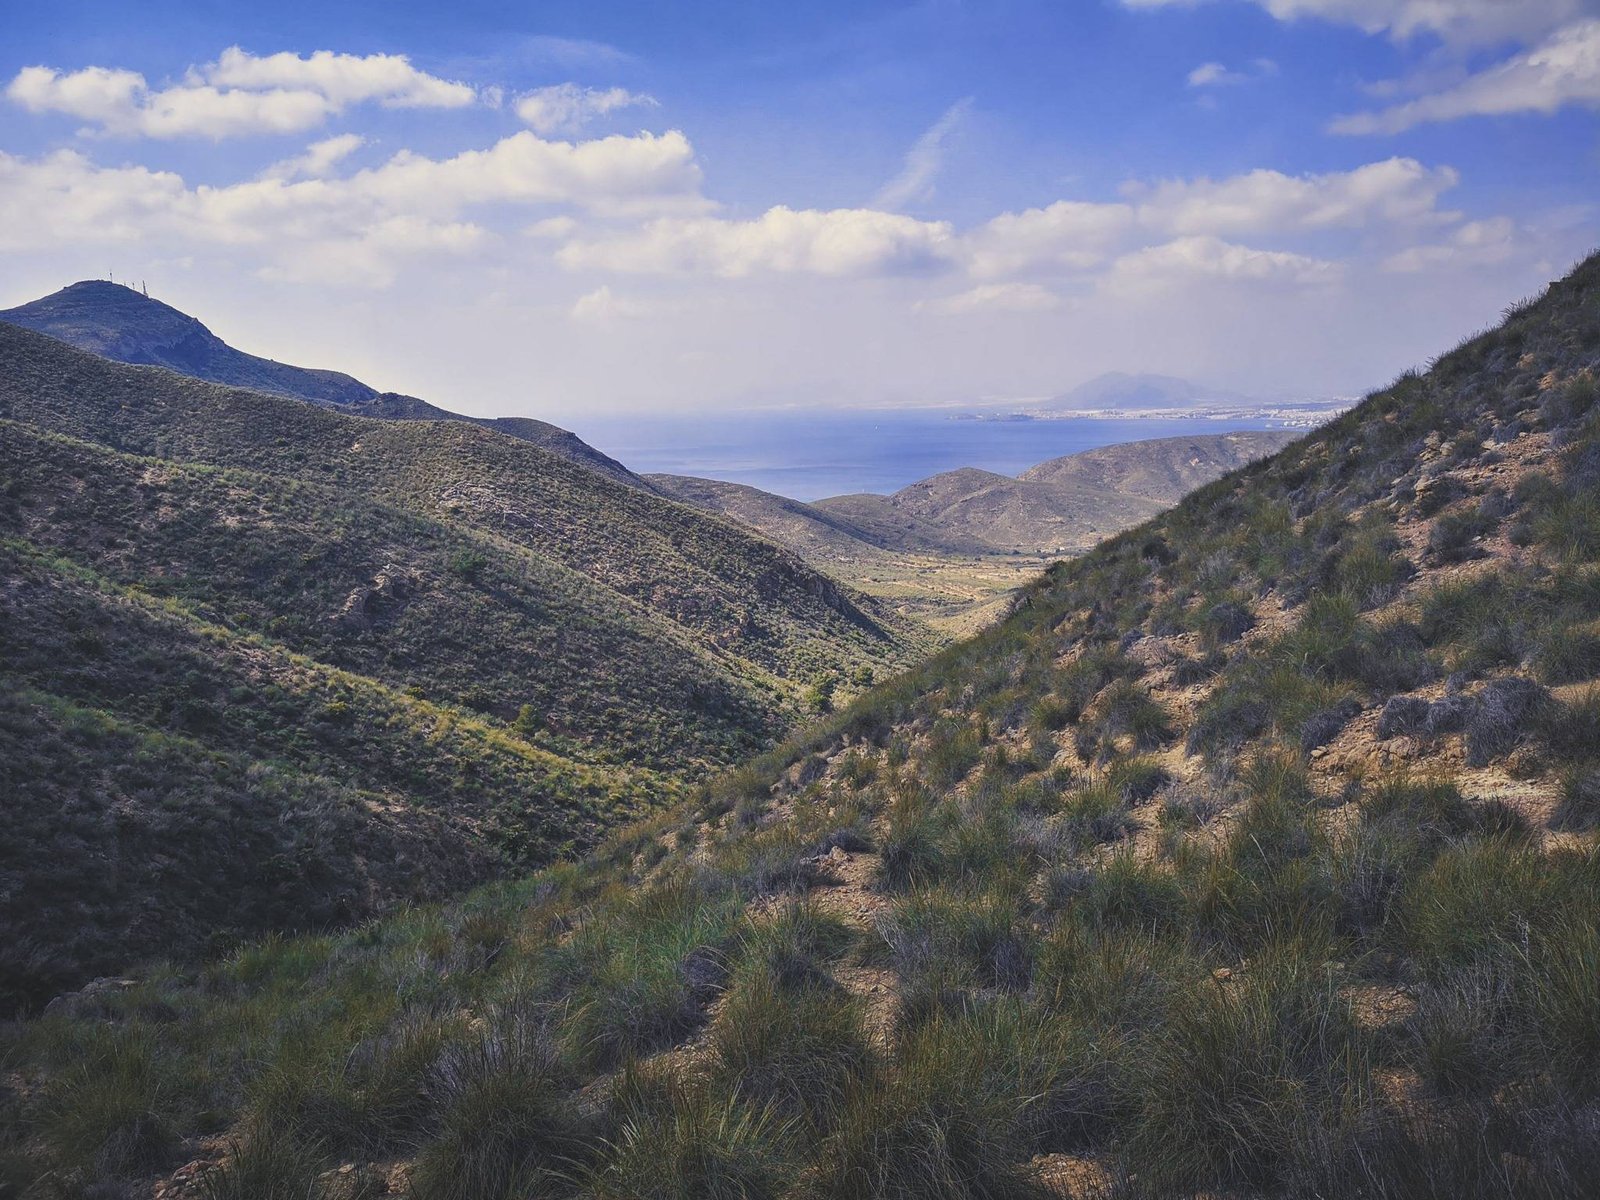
(0, 323), (927, 1009)
(4, 254), (1600, 1197)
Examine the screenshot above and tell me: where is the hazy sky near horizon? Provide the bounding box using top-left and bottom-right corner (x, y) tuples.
(2, 1), (1597, 417)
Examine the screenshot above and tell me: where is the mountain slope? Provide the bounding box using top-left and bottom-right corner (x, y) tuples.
(8, 255), (1597, 1198)
(646, 473), (887, 559)
(812, 431), (1295, 556)
(1019, 429), (1297, 502)
(0, 281), (642, 486)
(0, 322), (925, 1009)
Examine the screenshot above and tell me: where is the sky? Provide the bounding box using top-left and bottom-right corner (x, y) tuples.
(1, 0), (1597, 418)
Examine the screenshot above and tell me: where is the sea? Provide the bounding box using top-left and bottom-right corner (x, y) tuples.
(564, 409), (1295, 502)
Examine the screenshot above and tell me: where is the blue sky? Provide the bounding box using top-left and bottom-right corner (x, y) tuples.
(1, 1), (1597, 416)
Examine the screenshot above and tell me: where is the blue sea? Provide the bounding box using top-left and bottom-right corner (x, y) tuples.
(565, 409), (1292, 502)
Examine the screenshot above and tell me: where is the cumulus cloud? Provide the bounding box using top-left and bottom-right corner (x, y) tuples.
(1381, 216), (1519, 272)
(204, 47), (475, 108)
(1123, 0), (1587, 46)
(963, 200), (1135, 279)
(1128, 158), (1460, 235)
(558, 206), (956, 277)
(261, 133), (365, 180)
(515, 83), (657, 134)
(874, 97), (973, 210)
(917, 282), (1062, 315)
(552, 156), (1480, 287)
(0, 126), (705, 284)
(353, 130), (703, 217)
(5, 47), (475, 138)
(1332, 18), (1600, 132)
(1106, 235), (1342, 291)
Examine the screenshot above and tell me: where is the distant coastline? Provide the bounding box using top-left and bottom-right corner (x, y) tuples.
(954, 400), (1354, 429)
(570, 409), (1318, 502)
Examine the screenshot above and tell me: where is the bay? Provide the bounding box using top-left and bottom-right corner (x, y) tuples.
(566, 409), (1293, 502)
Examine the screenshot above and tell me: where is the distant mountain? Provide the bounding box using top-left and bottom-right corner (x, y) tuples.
(660, 432), (1299, 560)
(1020, 430), (1298, 502)
(1040, 370), (1255, 412)
(0, 281), (640, 486)
(810, 430), (1297, 556)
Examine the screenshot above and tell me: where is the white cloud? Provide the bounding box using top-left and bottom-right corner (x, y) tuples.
(520, 36), (636, 67)
(874, 97), (973, 210)
(1129, 158), (1459, 235)
(0, 127), (705, 285)
(917, 282), (1062, 315)
(558, 206), (956, 277)
(5, 47), (475, 139)
(1381, 216), (1518, 271)
(963, 200), (1135, 278)
(1188, 61), (1241, 87)
(554, 157), (1474, 285)
(204, 47), (475, 108)
(1123, 0), (1587, 46)
(1187, 59), (1276, 87)
(1107, 235), (1342, 291)
(261, 133), (365, 180)
(1332, 18), (1600, 132)
(515, 83), (657, 134)
(569, 284), (655, 320)
(351, 130), (702, 217)
(525, 215), (579, 239)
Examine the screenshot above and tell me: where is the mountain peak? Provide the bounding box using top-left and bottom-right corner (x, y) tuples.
(0, 281), (644, 486)
(1044, 370), (1252, 412)
(1, 280), (377, 406)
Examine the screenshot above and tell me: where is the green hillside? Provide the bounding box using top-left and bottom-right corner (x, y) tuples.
(0, 324), (925, 1011)
(4, 254), (1600, 1198)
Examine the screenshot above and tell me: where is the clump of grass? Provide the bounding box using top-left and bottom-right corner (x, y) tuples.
(409, 1026), (585, 1200)
(922, 718), (985, 788)
(875, 809), (947, 893)
(34, 1029), (181, 1182)
(1465, 676), (1551, 766)
(199, 1131), (331, 1200)
(588, 1068), (794, 1200)
(1107, 756), (1169, 804)
(1123, 946), (1374, 1191)
(1059, 781), (1137, 847)
(805, 1001), (1100, 1197)
(561, 887), (742, 1070)
(1056, 851), (1185, 935)
(1089, 679), (1173, 750)
(1427, 502), (1500, 564)
(1554, 767), (1600, 830)
(879, 893), (1036, 1010)
(710, 972), (874, 1124)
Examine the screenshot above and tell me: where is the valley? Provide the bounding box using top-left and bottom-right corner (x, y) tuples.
(3, 251), (1597, 1198)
